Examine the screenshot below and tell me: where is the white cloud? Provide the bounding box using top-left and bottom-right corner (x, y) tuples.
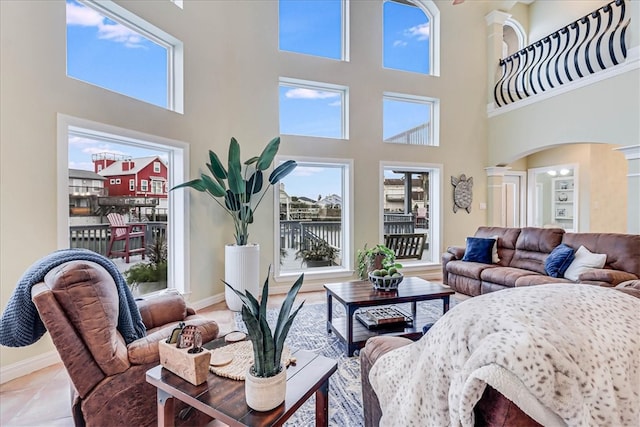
(328, 100), (342, 107)
(405, 23), (430, 41)
(66, 1), (147, 49)
(291, 167), (326, 177)
(285, 88), (339, 100)
(393, 40), (408, 48)
(69, 161), (95, 171)
(82, 145), (128, 156)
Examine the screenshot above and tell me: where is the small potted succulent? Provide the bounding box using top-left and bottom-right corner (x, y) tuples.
(224, 267), (304, 411)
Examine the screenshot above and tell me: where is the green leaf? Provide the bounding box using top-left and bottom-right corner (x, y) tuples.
(268, 160), (297, 184)
(208, 150), (228, 179)
(274, 301), (305, 366)
(273, 273), (304, 348)
(256, 137), (280, 171)
(224, 190), (241, 211)
(227, 137), (244, 194)
(200, 173), (226, 197)
(246, 170), (264, 195)
(241, 306), (265, 375)
(170, 179), (207, 192)
(244, 156), (259, 165)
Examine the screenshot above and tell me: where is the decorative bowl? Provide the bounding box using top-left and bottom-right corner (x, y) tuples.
(368, 272), (404, 291)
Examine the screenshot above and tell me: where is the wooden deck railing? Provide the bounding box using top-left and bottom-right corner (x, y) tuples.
(69, 222), (167, 257)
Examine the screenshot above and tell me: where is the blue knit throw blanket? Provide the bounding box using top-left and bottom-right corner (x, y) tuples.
(0, 249), (146, 347)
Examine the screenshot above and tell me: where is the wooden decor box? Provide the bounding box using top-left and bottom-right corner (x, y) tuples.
(158, 340), (211, 386)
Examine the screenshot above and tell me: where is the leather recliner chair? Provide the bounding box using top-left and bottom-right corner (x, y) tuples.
(31, 260), (219, 427)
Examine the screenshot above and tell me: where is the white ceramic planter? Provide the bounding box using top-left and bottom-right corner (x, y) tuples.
(224, 243), (260, 311)
(244, 365), (286, 411)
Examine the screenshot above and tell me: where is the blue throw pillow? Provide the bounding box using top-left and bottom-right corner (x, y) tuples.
(461, 237), (496, 264)
(545, 243), (575, 278)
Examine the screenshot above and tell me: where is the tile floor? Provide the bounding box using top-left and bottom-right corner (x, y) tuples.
(0, 290), (326, 427)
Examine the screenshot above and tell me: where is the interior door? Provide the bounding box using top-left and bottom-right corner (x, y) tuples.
(503, 173), (525, 227)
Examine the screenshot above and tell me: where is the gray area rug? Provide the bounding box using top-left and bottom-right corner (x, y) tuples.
(234, 298), (458, 426)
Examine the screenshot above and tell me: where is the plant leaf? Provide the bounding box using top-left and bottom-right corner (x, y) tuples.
(200, 173), (226, 197)
(269, 160), (297, 184)
(256, 137), (280, 171)
(244, 156), (259, 165)
(208, 150), (228, 179)
(170, 179), (207, 192)
(224, 190), (241, 211)
(241, 306), (265, 375)
(274, 301), (305, 366)
(273, 273), (304, 348)
(246, 170), (264, 195)
(227, 137), (244, 194)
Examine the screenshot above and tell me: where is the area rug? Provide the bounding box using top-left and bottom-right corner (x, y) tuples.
(233, 298), (458, 426)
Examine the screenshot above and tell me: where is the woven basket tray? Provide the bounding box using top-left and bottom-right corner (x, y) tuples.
(368, 272), (404, 291)
(209, 341), (292, 381)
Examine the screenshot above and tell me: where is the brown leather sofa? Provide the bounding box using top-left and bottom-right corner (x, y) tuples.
(442, 227), (640, 296)
(31, 260), (219, 427)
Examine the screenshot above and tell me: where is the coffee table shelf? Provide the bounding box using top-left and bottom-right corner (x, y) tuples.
(324, 277), (454, 356)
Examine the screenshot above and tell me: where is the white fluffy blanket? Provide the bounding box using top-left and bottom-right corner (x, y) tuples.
(369, 284), (640, 426)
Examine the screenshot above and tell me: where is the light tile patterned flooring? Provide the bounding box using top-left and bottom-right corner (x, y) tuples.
(0, 291), (326, 427)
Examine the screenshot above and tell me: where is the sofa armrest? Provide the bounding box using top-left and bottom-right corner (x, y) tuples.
(578, 269), (638, 286)
(136, 291), (188, 330)
(361, 336), (413, 427)
(447, 246), (466, 260)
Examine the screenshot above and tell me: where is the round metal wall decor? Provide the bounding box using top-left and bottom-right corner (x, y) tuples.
(451, 174), (473, 213)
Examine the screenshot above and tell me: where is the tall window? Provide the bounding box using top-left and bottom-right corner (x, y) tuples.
(383, 93), (438, 146)
(279, 0), (348, 60)
(279, 79), (348, 139)
(274, 158), (352, 278)
(61, 115), (189, 297)
(66, 0), (184, 112)
(383, 0), (432, 74)
(381, 163), (441, 264)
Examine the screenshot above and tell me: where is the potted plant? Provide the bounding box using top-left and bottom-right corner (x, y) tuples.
(356, 244), (402, 280)
(172, 136), (297, 310)
(224, 267), (305, 411)
(295, 239), (339, 268)
(123, 234), (168, 296)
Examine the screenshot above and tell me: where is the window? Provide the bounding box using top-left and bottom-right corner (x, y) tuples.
(274, 158), (353, 278)
(383, 93), (439, 146)
(381, 163), (441, 265)
(110, 178), (116, 184)
(151, 180), (163, 194)
(129, 179), (135, 191)
(141, 180), (148, 192)
(279, 0), (347, 60)
(60, 114), (189, 296)
(115, 178), (121, 184)
(383, 0), (432, 74)
(154, 161), (161, 173)
(279, 78), (348, 139)
(66, 0), (184, 112)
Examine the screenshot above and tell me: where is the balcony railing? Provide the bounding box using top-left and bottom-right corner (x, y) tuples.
(69, 186), (107, 196)
(69, 222), (167, 257)
(494, 0), (629, 107)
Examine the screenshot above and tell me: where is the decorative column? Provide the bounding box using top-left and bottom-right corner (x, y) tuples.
(485, 11), (511, 105)
(615, 145), (640, 234)
(485, 167), (511, 226)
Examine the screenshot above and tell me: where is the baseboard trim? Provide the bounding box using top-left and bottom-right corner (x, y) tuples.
(189, 293), (226, 311)
(0, 350), (61, 385)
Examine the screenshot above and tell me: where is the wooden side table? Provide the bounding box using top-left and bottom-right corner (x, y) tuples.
(146, 342), (337, 427)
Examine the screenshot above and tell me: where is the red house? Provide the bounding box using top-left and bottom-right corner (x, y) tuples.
(93, 153), (168, 199)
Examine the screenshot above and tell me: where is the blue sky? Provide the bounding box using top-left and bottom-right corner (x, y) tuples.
(66, 0), (430, 198)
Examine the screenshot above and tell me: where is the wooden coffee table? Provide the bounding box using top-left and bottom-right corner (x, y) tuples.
(324, 277), (454, 356)
(146, 337), (337, 427)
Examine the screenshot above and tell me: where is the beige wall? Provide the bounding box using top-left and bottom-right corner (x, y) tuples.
(525, 143), (627, 233)
(0, 0), (500, 370)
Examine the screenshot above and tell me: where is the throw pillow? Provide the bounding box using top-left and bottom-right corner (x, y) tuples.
(462, 237), (496, 264)
(544, 243), (575, 278)
(563, 245), (607, 282)
(491, 235), (500, 264)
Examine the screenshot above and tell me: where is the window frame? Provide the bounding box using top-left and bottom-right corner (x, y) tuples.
(279, 77), (349, 140)
(383, 92), (440, 147)
(57, 114), (190, 295)
(129, 179), (135, 191)
(67, 0), (184, 113)
(272, 156), (354, 282)
(141, 180), (148, 192)
(379, 161), (442, 267)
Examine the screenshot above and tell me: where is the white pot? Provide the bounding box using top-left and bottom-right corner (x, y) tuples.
(245, 365), (286, 412)
(224, 243), (260, 311)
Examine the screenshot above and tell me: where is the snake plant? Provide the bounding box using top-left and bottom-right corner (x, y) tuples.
(224, 267), (305, 377)
(172, 136), (297, 246)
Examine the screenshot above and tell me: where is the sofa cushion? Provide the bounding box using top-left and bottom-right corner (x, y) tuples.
(447, 259), (497, 280)
(462, 237), (496, 264)
(544, 243), (575, 278)
(480, 267), (542, 287)
(475, 227), (521, 266)
(564, 245), (607, 282)
(562, 233), (640, 278)
(515, 275), (572, 287)
(509, 228), (564, 274)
